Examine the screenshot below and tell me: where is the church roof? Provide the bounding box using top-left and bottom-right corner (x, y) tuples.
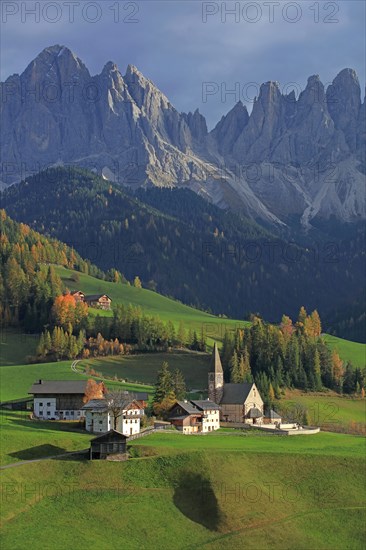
(220, 383), (253, 404)
(210, 342), (223, 374)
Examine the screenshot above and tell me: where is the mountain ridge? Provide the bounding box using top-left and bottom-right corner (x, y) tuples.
(1, 44), (365, 229)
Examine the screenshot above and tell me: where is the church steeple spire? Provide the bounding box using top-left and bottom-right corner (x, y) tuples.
(208, 342), (224, 403)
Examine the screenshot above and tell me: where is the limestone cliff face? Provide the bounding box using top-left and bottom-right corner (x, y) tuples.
(1, 45), (365, 228)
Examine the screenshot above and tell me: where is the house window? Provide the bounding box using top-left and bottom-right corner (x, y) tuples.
(99, 421), (103, 424)
(65, 411), (69, 416)
(47, 411), (50, 416)
(39, 402), (43, 406)
(47, 402), (51, 406)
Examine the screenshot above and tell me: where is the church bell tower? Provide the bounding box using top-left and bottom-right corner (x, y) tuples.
(208, 342), (224, 403)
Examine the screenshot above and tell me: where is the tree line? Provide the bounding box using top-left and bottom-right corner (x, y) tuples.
(220, 307), (364, 405)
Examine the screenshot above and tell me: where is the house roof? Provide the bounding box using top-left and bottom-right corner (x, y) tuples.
(248, 407), (263, 418)
(265, 409), (281, 419)
(190, 400), (220, 411)
(82, 396), (139, 411)
(174, 401), (200, 415)
(29, 380), (88, 395)
(82, 399), (109, 411)
(90, 429), (128, 442)
(220, 383), (253, 404)
(84, 294), (111, 301)
(132, 392), (149, 401)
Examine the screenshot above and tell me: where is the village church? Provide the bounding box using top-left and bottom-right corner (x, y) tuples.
(208, 343), (265, 424)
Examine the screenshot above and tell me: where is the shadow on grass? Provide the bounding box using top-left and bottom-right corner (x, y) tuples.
(8, 444), (67, 461)
(173, 472), (222, 531)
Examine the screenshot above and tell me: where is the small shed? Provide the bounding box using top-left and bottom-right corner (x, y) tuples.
(263, 409), (282, 425)
(89, 429), (128, 460)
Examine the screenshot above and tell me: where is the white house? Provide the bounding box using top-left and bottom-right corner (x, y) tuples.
(168, 399), (220, 433)
(29, 380), (89, 420)
(82, 397), (143, 436)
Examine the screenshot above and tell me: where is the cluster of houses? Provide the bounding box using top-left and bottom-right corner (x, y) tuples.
(28, 344), (281, 443)
(71, 291), (112, 310)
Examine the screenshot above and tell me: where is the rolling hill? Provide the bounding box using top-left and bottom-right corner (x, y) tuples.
(56, 265), (365, 368)
(1, 427), (365, 549)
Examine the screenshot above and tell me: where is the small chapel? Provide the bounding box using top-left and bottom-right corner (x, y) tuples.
(208, 342), (264, 424)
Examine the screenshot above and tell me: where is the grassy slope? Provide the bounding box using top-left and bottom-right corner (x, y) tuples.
(79, 351), (210, 389)
(281, 390), (366, 425)
(0, 411), (91, 466)
(323, 334), (365, 369)
(0, 330), (38, 366)
(0, 265), (364, 546)
(56, 265), (247, 335)
(0, 361), (153, 403)
(1, 430), (365, 549)
(56, 266), (365, 366)
(129, 430), (365, 457)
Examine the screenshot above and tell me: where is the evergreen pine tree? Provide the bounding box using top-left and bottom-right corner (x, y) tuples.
(153, 362), (174, 405)
(230, 350), (241, 383)
(173, 369), (186, 400)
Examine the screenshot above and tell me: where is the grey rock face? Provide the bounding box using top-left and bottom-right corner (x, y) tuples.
(1, 45), (365, 228)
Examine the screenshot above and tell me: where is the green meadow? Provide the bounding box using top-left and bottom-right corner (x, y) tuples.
(0, 428), (365, 549)
(55, 265), (248, 338)
(0, 360), (153, 404)
(323, 334), (365, 369)
(56, 265), (365, 362)
(0, 330), (38, 366)
(79, 351), (210, 389)
(281, 391), (366, 427)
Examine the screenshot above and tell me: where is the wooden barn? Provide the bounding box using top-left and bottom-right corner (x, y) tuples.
(89, 430), (128, 459)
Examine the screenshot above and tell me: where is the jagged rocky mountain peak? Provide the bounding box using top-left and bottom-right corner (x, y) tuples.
(1, 45), (364, 229)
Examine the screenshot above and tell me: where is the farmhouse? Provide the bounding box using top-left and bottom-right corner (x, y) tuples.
(84, 294), (112, 310)
(82, 396), (143, 436)
(71, 290), (85, 302)
(208, 343), (266, 424)
(168, 399), (220, 433)
(29, 379), (92, 420)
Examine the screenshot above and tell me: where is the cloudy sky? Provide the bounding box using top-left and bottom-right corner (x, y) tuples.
(1, 0), (365, 128)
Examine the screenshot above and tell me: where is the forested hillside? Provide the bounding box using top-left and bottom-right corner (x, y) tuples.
(2, 167), (364, 327)
(0, 210), (107, 331)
